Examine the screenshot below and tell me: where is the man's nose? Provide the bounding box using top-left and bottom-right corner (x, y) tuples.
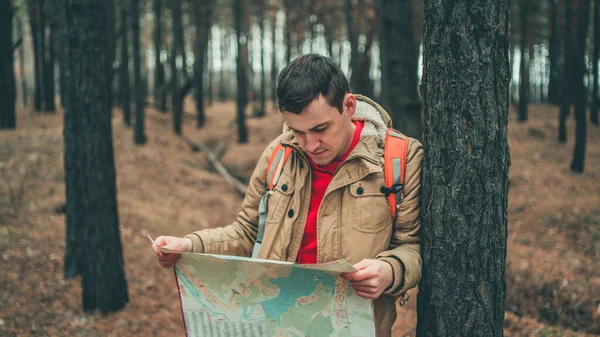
(305, 134), (320, 152)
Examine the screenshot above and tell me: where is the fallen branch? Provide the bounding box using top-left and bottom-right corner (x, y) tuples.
(183, 137), (247, 196)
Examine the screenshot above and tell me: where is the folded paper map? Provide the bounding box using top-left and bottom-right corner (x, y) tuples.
(150, 236), (376, 337)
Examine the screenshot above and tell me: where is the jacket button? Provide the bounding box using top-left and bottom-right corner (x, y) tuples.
(287, 209), (294, 218)
(356, 187), (364, 195)
(281, 184), (288, 192)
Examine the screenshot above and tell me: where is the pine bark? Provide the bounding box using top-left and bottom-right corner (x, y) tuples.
(0, 0), (16, 129)
(58, 0), (128, 312)
(418, 0), (511, 336)
(377, 0), (421, 139)
(257, 0), (266, 117)
(571, 0), (591, 172)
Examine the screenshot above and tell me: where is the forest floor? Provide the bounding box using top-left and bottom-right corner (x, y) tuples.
(0, 100), (599, 337)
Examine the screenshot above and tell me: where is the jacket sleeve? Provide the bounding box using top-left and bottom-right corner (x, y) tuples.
(376, 137), (423, 296)
(184, 137), (281, 256)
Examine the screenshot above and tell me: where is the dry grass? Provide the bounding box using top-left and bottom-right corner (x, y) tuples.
(0, 101), (598, 337)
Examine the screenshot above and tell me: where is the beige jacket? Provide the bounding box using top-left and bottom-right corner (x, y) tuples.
(186, 95), (423, 337)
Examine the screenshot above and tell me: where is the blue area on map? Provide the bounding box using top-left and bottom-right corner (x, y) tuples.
(261, 268), (336, 324)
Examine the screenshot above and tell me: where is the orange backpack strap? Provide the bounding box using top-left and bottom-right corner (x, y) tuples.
(253, 144), (293, 258)
(382, 129), (409, 219)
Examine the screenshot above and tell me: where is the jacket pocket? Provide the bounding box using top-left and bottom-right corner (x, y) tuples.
(266, 174), (295, 224)
(349, 181), (392, 233)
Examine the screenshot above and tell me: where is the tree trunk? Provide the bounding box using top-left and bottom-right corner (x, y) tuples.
(548, 0), (560, 104)
(171, 0), (183, 135)
(16, 4), (28, 106)
(0, 0), (16, 129)
(257, 0), (266, 117)
(120, 0), (131, 126)
(234, 0), (249, 143)
(418, 0), (510, 336)
(193, 0), (213, 128)
(283, 0), (292, 63)
(44, 23), (56, 113)
(518, 0), (529, 122)
(219, 29), (227, 101)
(591, 0), (600, 125)
(271, 6), (278, 107)
(559, 0), (575, 143)
(207, 37), (213, 107)
(346, 0), (374, 97)
(58, 0), (128, 312)
(28, 0), (45, 112)
(377, 0), (422, 139)
(571, 0), (591, 172)
(132, 0), (146, 144)
(153, 0), (166, 112)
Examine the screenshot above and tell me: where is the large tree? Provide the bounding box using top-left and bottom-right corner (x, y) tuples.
(58, 0), (128, 312)
(418, 0), (511, 336)
(518, 0), (530, 122)
(0, 0), (16, 129)
(377, 0), (422, 139)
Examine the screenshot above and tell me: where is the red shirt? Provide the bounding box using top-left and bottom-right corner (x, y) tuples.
(297, 121), (364, 264)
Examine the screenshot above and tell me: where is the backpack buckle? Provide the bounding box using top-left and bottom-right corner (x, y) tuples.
(380, 184), (403, 196)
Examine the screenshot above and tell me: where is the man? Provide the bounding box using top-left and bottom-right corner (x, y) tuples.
(152, 54), (423, 337)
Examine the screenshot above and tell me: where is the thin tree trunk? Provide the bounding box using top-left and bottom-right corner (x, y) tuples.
(44, 24), (56, 113)
(171, 0), (183, 135)
(0, 0), (16, 129)
(28, 0), (45, 111)
(592, 0), (600, 125)
(207, 37), (213, 107)
(16, 4), (28, 106)
(518, 0), (529, 122)
(418, 0), (510, 335)
(257, 0), (266, 117)
(153, 0), (166, 112)
(377, 0), (421, 139)
(548, 0), (560, 104)
(193, 0), (213, 128)
(271, 7), (278, 107)
(283, 0), (292, 63)
(234, 0), (249, 143)
(559, 0), (575, 143)
(58, 0), (128, 312)
(571, 0), (591, 172)
(120, 0), (131, 126)
(132, 0), (146, 144)
(219, 29), (227, 101)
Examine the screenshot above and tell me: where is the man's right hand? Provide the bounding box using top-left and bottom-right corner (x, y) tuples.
(151, 236), (193, 268)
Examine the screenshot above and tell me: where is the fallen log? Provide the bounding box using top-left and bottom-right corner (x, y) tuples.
(183, 137), (247, 196)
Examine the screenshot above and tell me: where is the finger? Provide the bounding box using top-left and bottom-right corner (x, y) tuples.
(155, 236), (168, 246)
(355, 291), (377, 300)
(352, 259), (372, 271)
(343, 269), (372, 282)
(158, 254), (181, 262)
(349, 278), (379, 287)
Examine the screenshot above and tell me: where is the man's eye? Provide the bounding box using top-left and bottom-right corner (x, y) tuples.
(314, 128), (326, 133)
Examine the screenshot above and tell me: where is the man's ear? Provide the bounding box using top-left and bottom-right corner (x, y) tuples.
(344, 93), (356, 117)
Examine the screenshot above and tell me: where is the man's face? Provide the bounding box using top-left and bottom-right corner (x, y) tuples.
(282, 94), (356, 166)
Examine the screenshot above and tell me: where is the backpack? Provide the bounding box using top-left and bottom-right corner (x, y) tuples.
(252, 128), (410, 259)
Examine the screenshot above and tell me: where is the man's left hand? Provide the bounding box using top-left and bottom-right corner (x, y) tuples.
(340, 259), (393, 299)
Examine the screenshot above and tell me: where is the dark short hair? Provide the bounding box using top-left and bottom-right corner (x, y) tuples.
(277, 54), (349, 114)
